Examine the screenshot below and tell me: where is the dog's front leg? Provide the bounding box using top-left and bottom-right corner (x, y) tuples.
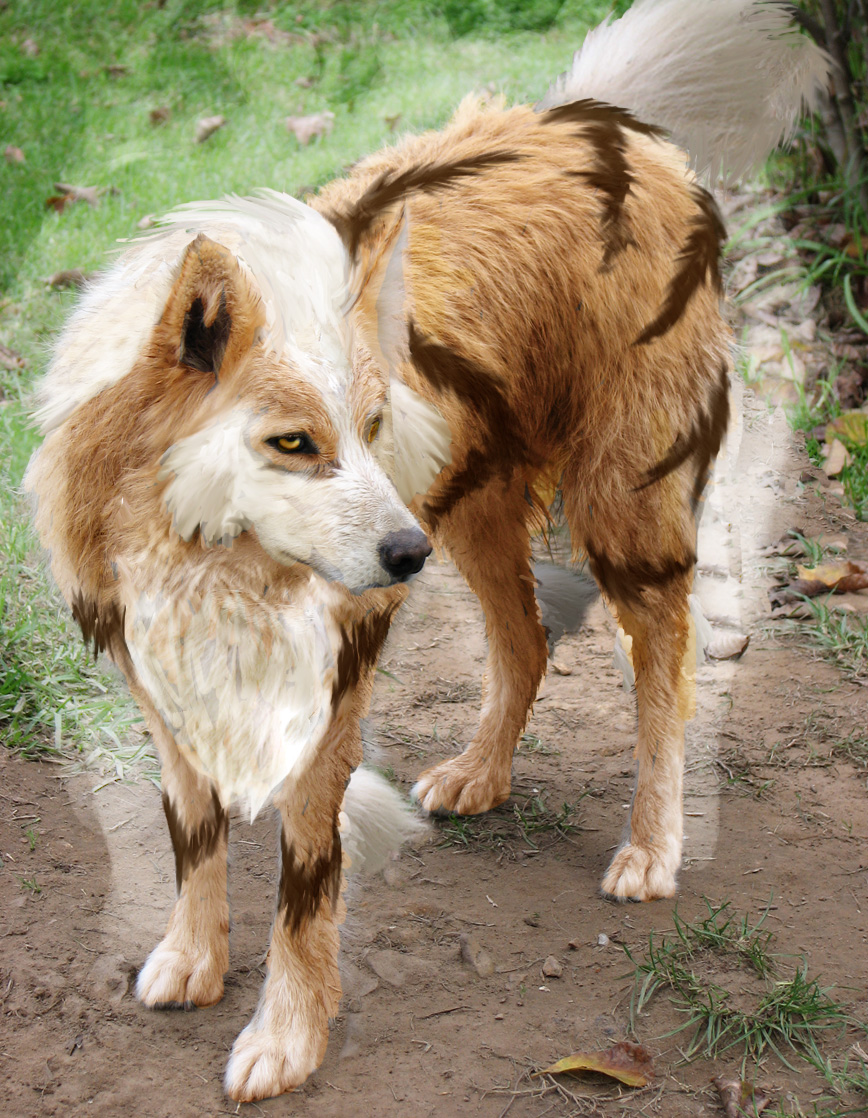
(413, 476), (549, 815)
(223, 737), (350, 1102)
(135, 706), (229, 1008)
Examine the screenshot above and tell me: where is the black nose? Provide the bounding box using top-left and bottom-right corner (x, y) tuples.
(378, 528), (432, 580)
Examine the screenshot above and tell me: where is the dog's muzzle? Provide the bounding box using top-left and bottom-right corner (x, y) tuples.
(378, 528), (432, 581)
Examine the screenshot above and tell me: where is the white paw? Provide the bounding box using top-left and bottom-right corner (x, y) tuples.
(224, 1017), (324, 1102)
(601, 839), (680, 901)
(136, 940), (225, 1008)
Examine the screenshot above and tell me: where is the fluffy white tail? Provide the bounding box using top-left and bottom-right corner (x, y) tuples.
(340, 766), (428, 875)
(538, 0), (830, 181)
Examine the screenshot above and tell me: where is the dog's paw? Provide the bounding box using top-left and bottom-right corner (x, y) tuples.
(600, 840), (680, 902)
(412, 755), (510, 816)
(223, 1018), (325, 1102)
(136, 939), (226, 1009)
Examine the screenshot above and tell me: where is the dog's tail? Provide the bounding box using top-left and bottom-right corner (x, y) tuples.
(537, 0), (830, 182)
(339, 766), (428, 875)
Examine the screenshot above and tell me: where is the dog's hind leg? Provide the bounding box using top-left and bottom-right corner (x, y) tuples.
(134, 689), (229, 1009)
(413, 474), (549, 815)
(223, 712), (358, 1102)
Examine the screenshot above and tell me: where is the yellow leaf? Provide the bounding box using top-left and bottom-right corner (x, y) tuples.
(536, 1041), (654, 1087)
(827, 412), (868, 446)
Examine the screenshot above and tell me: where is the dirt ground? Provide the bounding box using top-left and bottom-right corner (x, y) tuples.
(3, 206), (868, 1118)
(2, 390), (868, 1117)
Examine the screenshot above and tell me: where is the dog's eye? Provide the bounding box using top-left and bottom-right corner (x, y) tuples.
(367, 417), (381, 444)
(268, 433), (317, 455)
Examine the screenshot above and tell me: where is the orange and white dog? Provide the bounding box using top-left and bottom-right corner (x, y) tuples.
(26, 0), (827, 1102)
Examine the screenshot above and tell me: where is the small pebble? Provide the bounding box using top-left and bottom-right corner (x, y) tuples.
(597, 933), (610, 947)
(542, 955), (562, 978)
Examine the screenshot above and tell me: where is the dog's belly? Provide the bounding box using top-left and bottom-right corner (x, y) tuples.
(125, 583), (341, 817)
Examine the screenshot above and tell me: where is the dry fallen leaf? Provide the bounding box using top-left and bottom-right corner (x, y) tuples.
(0, 344), (26, 370)
(822, 437), (851, 477)
(21, 38), (39, 58)
(537, 1041), (654, 1088)
(285, 110), (335, 145)
(705, 632), (750, 660)
(47, 269), (88, 290)
(713, 1075), (770, 1118)
(826, 411), (868, 447)
(149, 106), (171, 126)
(796, 560), (868, 594)
(105, 63), (127, 78)
(195, 115), (226, 143)
(4, 145), (25, 164)
(54, 182), (101, 207)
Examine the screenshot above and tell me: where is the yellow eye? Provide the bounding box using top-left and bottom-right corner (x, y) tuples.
(367, 417), (381, 444)
(277, 435), (302, 452)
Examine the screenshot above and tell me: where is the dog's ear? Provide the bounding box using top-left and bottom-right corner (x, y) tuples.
(159, 234), (262, 376)
(365, 216), (452, 504)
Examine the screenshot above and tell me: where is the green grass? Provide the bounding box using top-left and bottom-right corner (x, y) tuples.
(437, 790), (582, 852)
(799, 599), (868, 683)
(625, 901), (857, 1071)
(0, 0), (612, 765)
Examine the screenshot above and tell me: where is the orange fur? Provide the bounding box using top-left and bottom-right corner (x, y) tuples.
(316, 97), (733, 900)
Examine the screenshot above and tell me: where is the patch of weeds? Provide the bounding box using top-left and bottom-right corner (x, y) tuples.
(413, 680), (479, 707)
(517, 731), (560, 756)
(625, 900), (855, 1068)
(436, 791), (581, 853)
(441, 0), (568, 38)
(714, 748), (776, 798)
(799, 599), (868, 682)
(18, 877), (41, 894)
(829, 731), (868, 770)
(25, 827), (37, 851)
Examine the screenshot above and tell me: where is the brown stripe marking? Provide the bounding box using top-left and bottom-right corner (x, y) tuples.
(71, 590), (128, 661)
(408, 321), (542, 527)
(635, 360), (730, 507)
(634, 185), (726, 346)
(331, 602), (399, 714)
(326, 151), (525, 259)
(587, 544), (696, 610)
(162, 786), (228, 892)
(545, 100), (666, 270)
(279, 819), (342, 933)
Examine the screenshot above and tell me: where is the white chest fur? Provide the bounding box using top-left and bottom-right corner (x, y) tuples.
(124, 578), (342, 818)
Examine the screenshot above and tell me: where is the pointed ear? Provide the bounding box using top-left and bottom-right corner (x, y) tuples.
(159, 233), (263, 376)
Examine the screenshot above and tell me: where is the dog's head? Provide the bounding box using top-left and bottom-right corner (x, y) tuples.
(151, 228), (434, 593)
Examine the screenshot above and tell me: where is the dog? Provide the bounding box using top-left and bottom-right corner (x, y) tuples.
(26, 0), (828, 1102)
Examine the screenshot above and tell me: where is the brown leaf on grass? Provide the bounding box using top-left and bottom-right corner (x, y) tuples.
(796, 560), (868, 594)
(105, 63), (127, 78)
(54, 182), (101, 207)
(822, 438), (851, 477)
(46, 269), (88, 290)
(21, 38), (39, 58)
(713, 1075), (770, 1118)
(45, 195), (73, 214)
(826, 411), (868, 446)
(149, 106), (171, 126)
(285, 111), (335, 145)
(536, 1041), (654, 1087)
(4, 145), (25, 164)
(0, 344), (26, 371)
(195, 115), (226, 143)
